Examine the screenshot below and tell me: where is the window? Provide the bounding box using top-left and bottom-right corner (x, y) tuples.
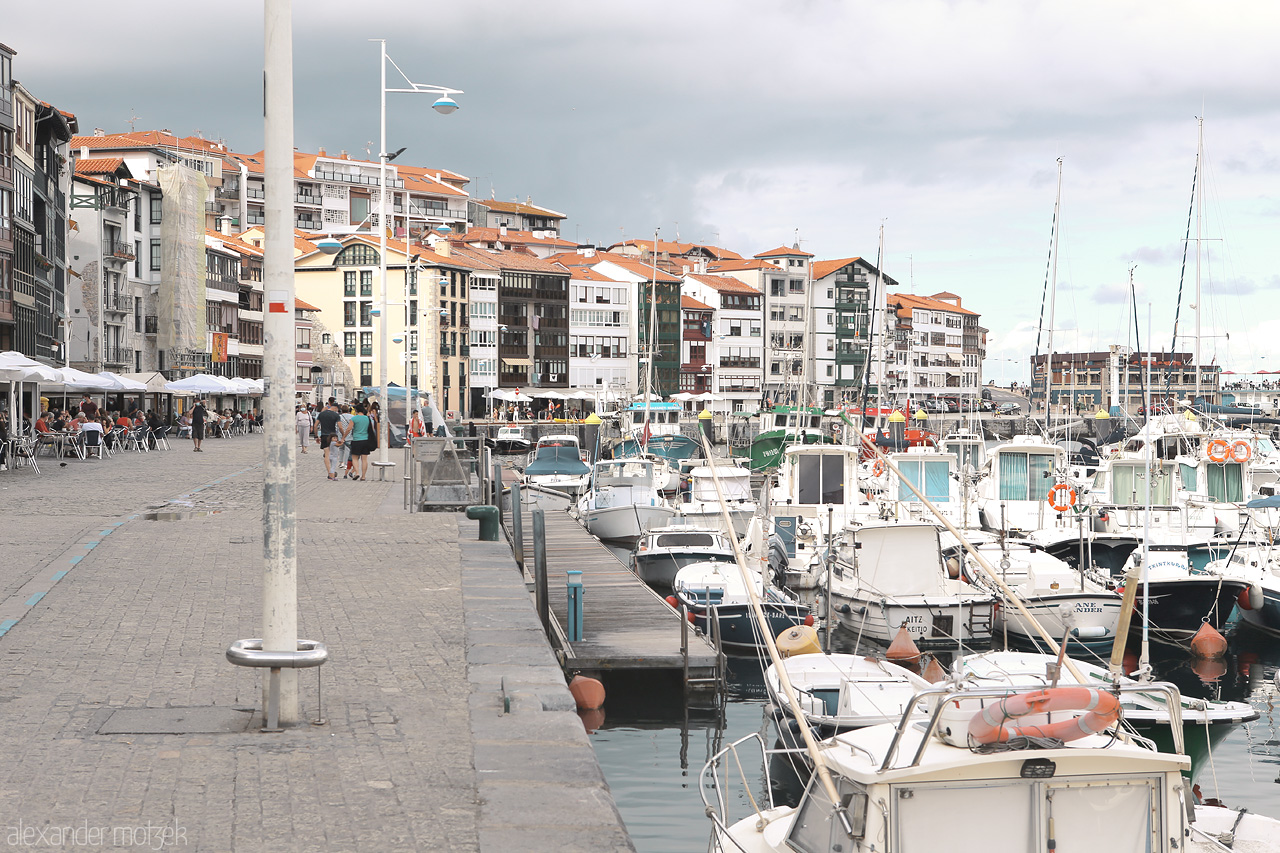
(898, 459), (951, 503)
(134, 241), (142, 277)
(360, 331), (372, 357)
(344, 271), (357, 297)
(770, 279), (785, 297)
(150, 195), (162, 224)
(360, 301), (371, 326)
(334, 244), (378, 266)
(408, 299), (417, 326)
(344, 332), (356, 356)
(789, 279), (805, 294)
(343, 302), (357, 327)
(796, 453), (845, 504)
(150, 239), (161, 272)
(296, 327), (311, 349)
(360, 270), (373, 296)
(359, 361), (372, 386)
(788, 307), (804, 322)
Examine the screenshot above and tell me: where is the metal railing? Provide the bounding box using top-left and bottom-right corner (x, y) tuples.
(294, 192), (321, 205)
(103, 240), (135, 260)
(314, 170), (403, 189)
(102, 345), (129, 365)
(246, 187), (265, 199)
(144, 315), (158, 334)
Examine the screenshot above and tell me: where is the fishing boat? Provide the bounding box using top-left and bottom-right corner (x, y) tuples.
(669, 560), (811, 654)
(764, 652), (931, 738)
(574, 458), (677, 544)
(958, 650), (1260, 778)
(731, 405), (834, 473)
(941, 532), (1123, 651)
(487, 425), (534, 454)
(676, 462), (758, 536)
(823, 522), (997, 650)
(610, 401), (702, 467)
(703, 678), (1271, 853)
(632, 523), (736, 588)
(521, 433), (590, 496)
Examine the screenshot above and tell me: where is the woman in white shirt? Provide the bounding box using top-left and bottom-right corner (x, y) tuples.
(295, 406), (311, 454)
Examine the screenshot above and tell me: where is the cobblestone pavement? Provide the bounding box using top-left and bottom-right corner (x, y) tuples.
(0, 436), (484, 851)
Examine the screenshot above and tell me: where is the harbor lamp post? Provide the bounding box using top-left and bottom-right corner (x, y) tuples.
(371, 38), (461, 475)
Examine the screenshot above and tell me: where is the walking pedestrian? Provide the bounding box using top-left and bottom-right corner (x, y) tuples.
(315, 400), (342, 480)
(338, 404), (355, 477)
(190, 399), (207, 452)
(348, 402), (374, 480)
(295, 405), (311, 454)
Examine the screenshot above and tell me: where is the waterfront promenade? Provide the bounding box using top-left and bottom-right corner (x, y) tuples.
(0, 438), (631, 851)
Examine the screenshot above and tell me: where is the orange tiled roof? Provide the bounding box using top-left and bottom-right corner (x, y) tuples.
(811, 257), (864, 280)
(462, 227), (578, 249)
(593, 253), (682, 283)
(890, 292), (977, 317)
(558, 264), (622, 283)
(205, 230), (264, 258)
(681, 295), (714, 311)
(73, 157), (125, 176)
(480, 198), (566, 219)
(683, 273), (761, 294)
(295, 298), (321, 311)
(754, 245), (814, 259)
(443, 241), (570, 275)
(707, 258), (783, 273)
(608, 238), (742, 261)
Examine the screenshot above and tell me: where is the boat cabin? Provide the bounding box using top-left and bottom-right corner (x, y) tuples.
(620, 401), (683, 436)
(765, 406), (824, 432)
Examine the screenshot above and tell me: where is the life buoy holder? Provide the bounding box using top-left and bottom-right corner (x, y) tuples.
(1231, 440), (1252, 463)
(1047, 483), (1076, 513)
(1206, 438), (1230, 463)
(968, 687), (1121, 745)
(872, 459), (885, 477)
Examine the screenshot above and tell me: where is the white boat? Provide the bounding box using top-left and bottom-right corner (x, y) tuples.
(764, 652), (931, 737)
(824, 522), (997, 650)
(575, 458), (676, 544)
(940, 532), (1123, 651)
(632, 523), (736, 588)
(704, 678), (1279, 852)
(671, 560), (810, 654)
(676, 463), (757, 536)
(522, 433), (590, 496)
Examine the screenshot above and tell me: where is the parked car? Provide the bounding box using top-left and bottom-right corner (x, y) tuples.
(997, 402), (1020, 416)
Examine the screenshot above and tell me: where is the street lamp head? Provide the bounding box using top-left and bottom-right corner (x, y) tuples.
(392, 336), (404, 344)
(435, 225), (452, 235)
(386, 146), (407, 161)
(432, 95), (459, 115)
(316, 236), (343, 255)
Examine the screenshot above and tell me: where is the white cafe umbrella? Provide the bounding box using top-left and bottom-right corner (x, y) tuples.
(165, 373), (239, 394)
(0, 351), (61, 383)
(51, 366), (116, 392)
(97, 371), (148, 392)
(536, 390), (569, 400)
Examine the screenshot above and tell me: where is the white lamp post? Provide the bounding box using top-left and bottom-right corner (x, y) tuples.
(371, 38), (461, 474)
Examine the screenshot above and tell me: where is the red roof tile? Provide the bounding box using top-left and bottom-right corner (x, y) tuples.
(683, 273), (761, 294)
(890, 292), (977, 317)
(593, 253), (682, 283)
(811, 257), (864, 280)
(480, 199), (566, 219)
(681, 295), (714, 311)
(707, 258), (783, 273)
(73, 157), (126, 176)
(754, 245), (815, 259)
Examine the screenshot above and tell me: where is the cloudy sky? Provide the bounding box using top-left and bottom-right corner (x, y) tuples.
(9, 1), (1280, 381)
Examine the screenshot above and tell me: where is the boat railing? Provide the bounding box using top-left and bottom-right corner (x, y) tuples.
(699, 732), (807, 852)
(878, 681), (1187, 773)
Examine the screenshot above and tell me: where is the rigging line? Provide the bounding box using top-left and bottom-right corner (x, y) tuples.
(1031, 197), (1058, 406)
(1129, 267), (1148, 409)
(1167, 154), (1199, 397)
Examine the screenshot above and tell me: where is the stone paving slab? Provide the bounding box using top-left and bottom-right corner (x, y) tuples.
(0, 435), (632, 852)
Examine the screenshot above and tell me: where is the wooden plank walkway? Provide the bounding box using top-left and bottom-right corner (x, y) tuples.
(505, 485), (720, 681)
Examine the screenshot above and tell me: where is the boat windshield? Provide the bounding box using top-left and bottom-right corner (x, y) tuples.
(1206, 462), (1245, 502)
(897, 459), (951, 503)
(595, 460), (654, 485)
(1110, 462), (1175, 505)
(945, 441), (984, 470)
(539, 438), (578, 448)
(796, 453), (845, 504)
(655, 533), (716, 549)
(997, 451), (1056, 501)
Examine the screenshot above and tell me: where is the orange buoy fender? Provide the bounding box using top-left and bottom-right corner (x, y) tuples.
(886, 624), (922, 665)
(1238, 583), (1264, 612)
(1189, 620), (1228, 658)
(569, 675), (606, 711)
(922, 655), (947, 684)
(968, 688), (1120, 745)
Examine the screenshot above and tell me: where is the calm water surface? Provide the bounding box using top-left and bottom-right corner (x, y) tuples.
(588, 622), (1280, 853)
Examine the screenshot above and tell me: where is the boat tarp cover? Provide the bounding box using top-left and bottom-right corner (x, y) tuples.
(524, 447), (589, 477)
(855, 525), (946, 596)
(690, 468), (752, 502)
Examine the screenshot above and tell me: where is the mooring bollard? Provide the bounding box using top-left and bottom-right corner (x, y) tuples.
(512, 484), (525, 568)
(566, 570), (584, 641)
(465, 505), (500, 541)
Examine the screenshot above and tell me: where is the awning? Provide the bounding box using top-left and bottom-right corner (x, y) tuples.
(947, 352), (963, 363)
(501, 357), (532, 367)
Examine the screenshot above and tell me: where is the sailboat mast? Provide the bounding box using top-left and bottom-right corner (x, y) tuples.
(1193, 117), (1203, 404)
(644, 229), (658, 448)
(874, 224), (887, 427)
(1043, 157), (1063, 433)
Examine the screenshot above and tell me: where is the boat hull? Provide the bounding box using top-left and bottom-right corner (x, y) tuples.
(1134, 578), (1250, 643)
(687, 602), (810, 654)
(831, 596), (996, 649)
(1237, 584), (1280, 635)
(580, 504), (677, 544)
(997, 593), (1123, 652)
(633, 551), (732, 588)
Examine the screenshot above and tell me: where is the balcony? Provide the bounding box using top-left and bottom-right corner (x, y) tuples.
(103, 240), (135, 262)
(294, 192), (321, 206)
(102, 345), (129, 366)
(313, 169), (403, 189)
(144, 315), (158, 335)
(295, 215), (320, 230)
(246, 187), (265, 199)
(103, 291), (131, 312)
(719, 357), (760, 369)
(215, 182), (240, 199)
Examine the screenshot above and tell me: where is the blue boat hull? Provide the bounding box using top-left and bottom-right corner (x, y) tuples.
(686, 602), (810, 654)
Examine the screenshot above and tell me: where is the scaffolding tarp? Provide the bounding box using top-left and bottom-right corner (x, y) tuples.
(157, 164), (208, 357)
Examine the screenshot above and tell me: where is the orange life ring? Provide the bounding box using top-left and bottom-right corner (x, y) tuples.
(1047, 484), (1076, 513)
(1231, 440), (1252, 463)
(968, 687), (1121, 745)
(1206, 438), (1230, 463)
(872, 459), (885, 477)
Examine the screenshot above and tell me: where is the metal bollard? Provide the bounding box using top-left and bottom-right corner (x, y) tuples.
(566, 570), (584, 642)
(465, 505), (500, 541)
(513, 484), (525, 568)
(533, 507), (549, 629)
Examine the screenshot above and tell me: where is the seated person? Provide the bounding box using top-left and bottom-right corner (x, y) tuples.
(115, 412), (132, 430)
(50, 411), (68, 432)
(80, 415), (103, 448)
(34, 413), (52, 434)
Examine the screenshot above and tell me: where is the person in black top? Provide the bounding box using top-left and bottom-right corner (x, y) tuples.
(315, 401), (343, 480)
(191, 400), (207, 452)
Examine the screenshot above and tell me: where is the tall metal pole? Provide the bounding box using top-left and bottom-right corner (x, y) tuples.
(377, 39), (392, 467)
(1193, 117), (1203, 404)
(262, 0), (298, 724)
(1043, 158), (1063, 428)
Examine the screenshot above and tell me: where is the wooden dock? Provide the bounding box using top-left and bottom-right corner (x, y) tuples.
(503, 484), (721, 688)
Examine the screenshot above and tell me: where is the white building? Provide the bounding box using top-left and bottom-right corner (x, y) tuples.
(566, 265), (632, 394)
(886, 291), (986, 405)
(682, 273), (764, 412)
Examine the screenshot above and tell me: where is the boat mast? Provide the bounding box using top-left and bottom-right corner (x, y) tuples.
(1193, 117), (1204, 404)
(643, 229), (659, 450)
(873, 223), (887, 428)
(1140, 304), (1152, 676)
(1043, 158), (1063, 435)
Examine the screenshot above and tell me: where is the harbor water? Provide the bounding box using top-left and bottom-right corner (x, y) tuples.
(588, 619), (1280, 852)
